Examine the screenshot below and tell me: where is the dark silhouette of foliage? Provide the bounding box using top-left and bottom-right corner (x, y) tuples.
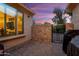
(52, 8), (64, 24)
(52, 8), (65, 33)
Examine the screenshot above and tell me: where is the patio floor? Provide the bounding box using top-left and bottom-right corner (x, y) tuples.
(5, 40), (66, 56)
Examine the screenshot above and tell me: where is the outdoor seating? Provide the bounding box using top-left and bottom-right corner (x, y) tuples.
(67, 36), (79, 56)
(63, 30), (79, 55)
(0, 44), (4, 56)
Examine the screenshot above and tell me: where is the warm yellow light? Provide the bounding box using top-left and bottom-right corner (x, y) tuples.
(0, 12), (4, 29)
(17, 15), (22, 32)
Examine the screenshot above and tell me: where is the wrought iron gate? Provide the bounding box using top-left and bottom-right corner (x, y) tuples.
(53, 33), (64, 43)
(52, 24), (65, 43)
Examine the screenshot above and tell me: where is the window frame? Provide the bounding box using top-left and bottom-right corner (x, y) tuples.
(0, 3), (24, 37)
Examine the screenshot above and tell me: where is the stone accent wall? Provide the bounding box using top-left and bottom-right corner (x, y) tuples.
(32, 24), (52, 44)
(65, 23), (74, 30)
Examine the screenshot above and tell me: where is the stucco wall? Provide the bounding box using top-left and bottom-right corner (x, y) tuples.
(24, 13), (33, 41)
(72, 4), (79, 29)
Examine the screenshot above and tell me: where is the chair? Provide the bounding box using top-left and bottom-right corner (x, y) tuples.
(0, 44), (4, 56)
(62, 30), (79, 54)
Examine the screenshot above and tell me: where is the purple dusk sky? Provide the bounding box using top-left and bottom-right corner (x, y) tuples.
(24, 3), (68, 24)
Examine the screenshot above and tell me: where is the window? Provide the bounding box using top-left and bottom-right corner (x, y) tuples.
(6, 6), (17, 36)
(0, 4), (5, 37)
(0, 3), (24, 37)
(17, 12), (23, 34)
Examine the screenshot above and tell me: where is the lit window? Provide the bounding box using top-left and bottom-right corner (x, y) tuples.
(0, 4), (5, 37)
(6, 6), (17, 36)
(0, 3), (24, 38)
(17, 12), (23, 34)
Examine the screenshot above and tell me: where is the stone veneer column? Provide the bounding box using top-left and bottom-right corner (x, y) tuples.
(65, 23), (74, 31)
(32, 24), (52, 44)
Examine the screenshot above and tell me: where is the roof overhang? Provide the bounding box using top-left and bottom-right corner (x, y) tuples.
(6, 3), (35, 16)
(66, 3), (78, 11)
